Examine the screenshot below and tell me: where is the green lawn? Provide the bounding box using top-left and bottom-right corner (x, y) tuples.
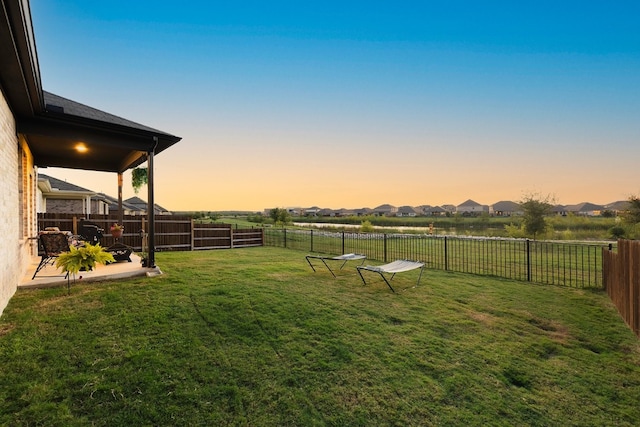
(1, 247), (639, 426)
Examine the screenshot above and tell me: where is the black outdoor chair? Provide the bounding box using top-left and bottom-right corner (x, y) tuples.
(79, 219), (104, 244)
(32, 231), (73, 279)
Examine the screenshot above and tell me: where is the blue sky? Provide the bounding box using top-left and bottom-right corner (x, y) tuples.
(31, 1), (640, 210)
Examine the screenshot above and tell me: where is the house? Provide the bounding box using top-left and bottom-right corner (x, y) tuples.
(353, 208), (374, 217)
(96, 193), (139, 216)
(317, 208), (336, 217)
(564, 202), (605, 217)
(552, 205), (568, 216)
(0, 0), (181, 316)
(335, 208), (356, 217)
(490, 201), (522, 217)
(37, 173), (108, 215)
(124, 196), (172, 215)
(456, 199), (489, 216)
(373, 204), (398, 216)
(604, 201), (631, 216)
(396, 206), (421, 217)
(417, 205), (447, 216)
(304, 206), (322, 216)
(441, 204), (457, 215)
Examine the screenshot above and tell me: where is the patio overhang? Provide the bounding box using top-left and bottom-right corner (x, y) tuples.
(17, 92), (181, 173)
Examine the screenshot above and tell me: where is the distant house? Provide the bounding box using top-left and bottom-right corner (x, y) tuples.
(317, 208), (336, 217)
(335, 208), (355, 217)
(456, 199), (489, 216)
(373, 204), (398, 216)
(604, 201), (631, 215)
(97, 192), (139, 216)
(552, 205), (568, 216)
(397, 206), (421, 217)
(304, 206), (322, 216)
(564, 202), (605, 217)
(353, 208), (374, 216)
(490, 201), (522, 217)
(125, 196), (172, 215)
(441, 204), (457, 215)
(418, 205), (447, 216)
(37, 173), (108, 215)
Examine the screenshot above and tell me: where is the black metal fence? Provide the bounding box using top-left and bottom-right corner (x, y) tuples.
(265, 228), (612, 288)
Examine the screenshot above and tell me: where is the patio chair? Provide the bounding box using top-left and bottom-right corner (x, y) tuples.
(356, 259), (425, 292)
(32, 231), (73, 279)
(305, 253), (366, 278)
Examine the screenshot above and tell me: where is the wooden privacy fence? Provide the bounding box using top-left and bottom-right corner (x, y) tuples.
(37, 214), (263, 252)
(603, 240), (640, 337)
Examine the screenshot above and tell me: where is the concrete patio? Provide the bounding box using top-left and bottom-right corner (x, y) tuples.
(20, 253), (162, 289)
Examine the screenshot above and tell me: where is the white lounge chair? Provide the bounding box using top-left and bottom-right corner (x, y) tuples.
(305, 253), (366, 277)
(356, 259), (425, 292)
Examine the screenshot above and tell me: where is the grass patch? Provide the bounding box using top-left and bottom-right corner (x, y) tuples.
(1, 247), (639, 426)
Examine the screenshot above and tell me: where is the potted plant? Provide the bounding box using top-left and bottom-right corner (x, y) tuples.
(55, 243), (115, 275)
(110, 223), (124, 239)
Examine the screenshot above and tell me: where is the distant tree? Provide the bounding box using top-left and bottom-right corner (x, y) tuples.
(269, 208), (291, 227)
(269, 208), (282, 224)
(622, 195), (640, 225)
(520, 193), (554, 239)
(278, 209), (292, 226)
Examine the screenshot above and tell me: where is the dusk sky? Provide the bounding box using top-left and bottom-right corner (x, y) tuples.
(31, 1), (640, 211)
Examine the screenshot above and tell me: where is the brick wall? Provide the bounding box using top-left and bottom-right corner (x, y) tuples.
(46, 198), (86, 214)
(0, 90), (23, 315)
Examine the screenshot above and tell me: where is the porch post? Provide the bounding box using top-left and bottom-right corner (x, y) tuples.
(147, 137), (158, 268)
(117, 172), (124, 226)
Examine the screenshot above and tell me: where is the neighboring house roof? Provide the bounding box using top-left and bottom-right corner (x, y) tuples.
(458, 199), (482, 208)
(491, 201), (522, 213)
(124, 197), (170, 214)
(605, 201), (631, 211)
(96, 192), (139, 212)
(374, 204), (397, 211)
(564, 202), (605, 213)
(38, 173), (94, 194)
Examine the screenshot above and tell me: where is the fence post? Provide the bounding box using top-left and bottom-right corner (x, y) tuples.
(230, 227), (234, 249)
(342, 231), (345, 255)
(191, 218), (195, 251)
(444, 236), (448, 271)
(526, 239), (531, 282)
(284, 228), (287, 248)
(311, 229), (314, 252)
(384, 234), (388, 263)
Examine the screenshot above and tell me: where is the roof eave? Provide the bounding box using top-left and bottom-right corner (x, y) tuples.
(0, 0), (43, 117)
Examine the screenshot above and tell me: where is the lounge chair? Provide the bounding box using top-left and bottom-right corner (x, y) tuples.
(356, 259), (425, 292)
(305, 253), (366, 277)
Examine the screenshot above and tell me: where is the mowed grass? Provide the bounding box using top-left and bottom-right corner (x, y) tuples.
(1, 247), (639, 426)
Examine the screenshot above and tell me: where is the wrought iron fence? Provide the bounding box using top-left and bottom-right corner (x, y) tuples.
(265, 228), (611, 288)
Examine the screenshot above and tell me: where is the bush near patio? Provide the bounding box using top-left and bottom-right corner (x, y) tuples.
(1, 247), (639, 426)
